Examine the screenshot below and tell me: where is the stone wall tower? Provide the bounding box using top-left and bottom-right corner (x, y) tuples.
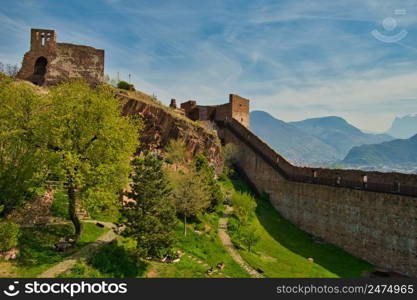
(229, 94), (250, 128)
(17, 28), (104, 86)
(30, 29), (57, 52)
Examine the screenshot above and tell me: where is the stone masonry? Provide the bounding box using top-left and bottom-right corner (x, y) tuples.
(17, 28), (104, 86)
(181, 94), (250, 128)
(183, 93), (417, 276)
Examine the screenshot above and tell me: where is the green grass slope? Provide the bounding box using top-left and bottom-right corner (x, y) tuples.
(221, 174), (373, 278)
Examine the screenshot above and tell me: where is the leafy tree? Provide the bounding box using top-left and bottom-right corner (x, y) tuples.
(194, 154), (223, 209)
(46, 81), (139, 239)
(240, 225), (260, 252)
(0, 221), (20, 251)
(231, 192), (256, 226)
(120, 153), (177, 258)
(222, 143), (239, 168)
(0, 74), (50, 216)
(165, 139), (190, 168)
(117, 80), (135, 91)
(170, 168), (211, 236)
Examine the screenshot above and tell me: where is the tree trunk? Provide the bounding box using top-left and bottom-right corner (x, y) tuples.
(67, 185), (82, 239)
(184, 214), (187, 236)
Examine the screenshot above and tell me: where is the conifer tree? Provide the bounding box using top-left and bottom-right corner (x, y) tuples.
(121, 153), (177, 258)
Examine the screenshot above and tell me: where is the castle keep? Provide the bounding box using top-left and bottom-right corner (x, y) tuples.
(17, 29), (104, 86)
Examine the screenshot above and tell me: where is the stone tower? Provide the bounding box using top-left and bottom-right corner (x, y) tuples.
(17, 28), (105, 86)
(180, 94), (250, 128)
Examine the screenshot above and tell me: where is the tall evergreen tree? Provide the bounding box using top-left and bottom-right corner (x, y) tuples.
(121, 153), (177, 258)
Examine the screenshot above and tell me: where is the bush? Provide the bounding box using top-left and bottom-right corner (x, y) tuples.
(231, 192), (256, 225)
(0, 221), (20, 251)
(117, 80), (135, 91)
(239, 225), (260, 252)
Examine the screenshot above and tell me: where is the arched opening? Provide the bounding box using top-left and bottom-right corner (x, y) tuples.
(34, 57), (47, 75)
(32, 56), (47, 85)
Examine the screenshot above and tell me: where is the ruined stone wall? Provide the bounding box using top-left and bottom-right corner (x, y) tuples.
(217, 119), (417, 276)
(180, 94), (250, 128)
(214, 103), (231, 123)
(230, 94), (250, 128)
(46, 43), (104, 85)
(17, 29), (104, 86)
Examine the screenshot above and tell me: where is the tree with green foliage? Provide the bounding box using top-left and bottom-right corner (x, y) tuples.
(117, 80), (135, 91)
(164, 139), (190, 168)
(120, 153), (177, 258)
(231, 192), (256, 226)
(45, 81), (139, 239)
(171, 168), (211, 236)
(194, 154), (223, 210)
(0, 221), (20, 251)
(0, 74), (50, 216)
(222, 143), (239, 168)
(240, 225), (260, 252)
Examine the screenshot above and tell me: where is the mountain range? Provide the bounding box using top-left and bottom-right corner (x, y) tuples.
(289, 116), (392, 158)
(387, 114), (417, 139)
(250, 111), (394, 165)
(343, 134), (417, 166)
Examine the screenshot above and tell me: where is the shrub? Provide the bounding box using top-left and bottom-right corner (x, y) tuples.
(239, 225), (260, 252)
(0, 221), (20, 251)
(117, 80), (135, 91)
(231, 192), (256, 225)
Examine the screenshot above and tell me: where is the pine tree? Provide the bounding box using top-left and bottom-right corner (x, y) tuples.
(121, 153), (177, 258)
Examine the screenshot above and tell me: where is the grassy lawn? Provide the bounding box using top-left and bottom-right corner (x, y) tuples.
(0, 222), (109, 277)
(158, 211), (249, 278)
(58, 238), (149, 278)
(221, 174), (374, 278)
(58, 210), (249, 278)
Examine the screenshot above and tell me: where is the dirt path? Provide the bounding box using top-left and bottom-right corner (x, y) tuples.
(218, 205), (264, 278)
(38, 221), (116, 278)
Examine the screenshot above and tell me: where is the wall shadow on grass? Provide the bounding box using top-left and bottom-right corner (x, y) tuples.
(229, 174), (373, 278)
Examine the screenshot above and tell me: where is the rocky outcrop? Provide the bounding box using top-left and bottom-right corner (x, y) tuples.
(118, 93), (223, 173)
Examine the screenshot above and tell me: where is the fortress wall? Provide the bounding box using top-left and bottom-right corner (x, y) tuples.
(17, 29), (104, 86)
(230, 94), (250, 128)
(48, 43), (104, 85)
(218, 119), (417, 276)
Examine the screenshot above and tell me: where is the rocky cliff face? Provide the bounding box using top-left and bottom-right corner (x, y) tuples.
(119, 93), (223, 173)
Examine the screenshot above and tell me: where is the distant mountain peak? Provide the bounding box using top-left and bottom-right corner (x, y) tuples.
(387, 114), (417, 139)
(250, 111), (393, 165)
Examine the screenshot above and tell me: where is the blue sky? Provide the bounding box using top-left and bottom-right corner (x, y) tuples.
(1, 0), (417, 132)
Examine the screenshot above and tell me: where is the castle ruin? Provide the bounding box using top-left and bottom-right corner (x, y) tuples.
(181, 94), (250, 128)
(178, 93), (417, 277)
(16, 28), (104, 86)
